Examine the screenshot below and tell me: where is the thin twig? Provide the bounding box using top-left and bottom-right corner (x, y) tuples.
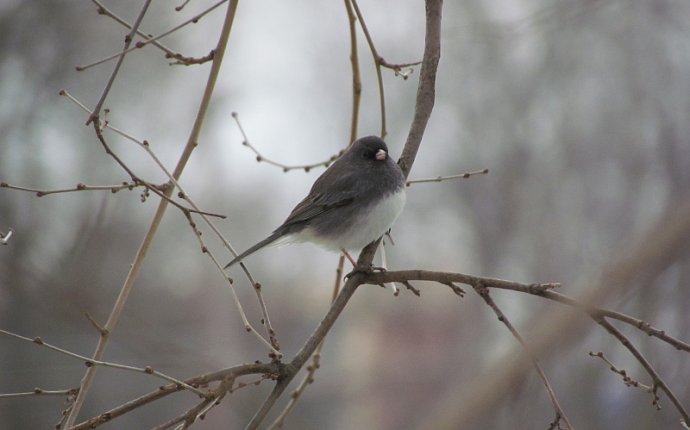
(86, 0), (153, 125)
(0, 329), (206, 397)
(472, 284), (573, 430)
(71, 362), (279, 430)
(60, 89), (280, 349)
(246, 270), (365, 430)
(59, 90), (225, 219)
(589, 351), (654, 392)
(89, 0), (178, 63)
(181, 211), (281, 357)
(151, 396), (218, 430)
(349, 0), (387, 138)
(406, 168), (489, 186)
(64, 1), (241, 426)
(267, 256), (346, 429)
(79, 0), (227, 71)
(344, 0), (361, 144)
(61, 88), (279, 352)
(364, 270), (690, 354)
(362, 269), (690, 425)
(232, 112), (346, 173)
(0, 387), (78, 399)
(1, 180), (142, 196)
(595, 318), (688, 422)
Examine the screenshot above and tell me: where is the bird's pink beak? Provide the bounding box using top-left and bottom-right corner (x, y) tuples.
(375, 149), (387, 161)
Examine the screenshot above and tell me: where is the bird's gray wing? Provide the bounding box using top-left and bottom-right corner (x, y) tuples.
(281, 188), (356, 227)
(280, 167), (360, 228)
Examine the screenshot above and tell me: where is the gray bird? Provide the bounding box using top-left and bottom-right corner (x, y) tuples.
(224, 136), (406, 269)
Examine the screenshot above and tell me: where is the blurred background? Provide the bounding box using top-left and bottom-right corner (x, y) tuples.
(1, 0), (689, 428)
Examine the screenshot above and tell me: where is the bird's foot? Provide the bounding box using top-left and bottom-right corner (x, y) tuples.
(345, 263), (386, 279)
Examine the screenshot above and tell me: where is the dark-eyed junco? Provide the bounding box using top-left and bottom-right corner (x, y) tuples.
(224, 136), (406, 269)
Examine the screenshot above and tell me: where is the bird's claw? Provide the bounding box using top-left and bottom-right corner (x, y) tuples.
(344, 264), (387, 279)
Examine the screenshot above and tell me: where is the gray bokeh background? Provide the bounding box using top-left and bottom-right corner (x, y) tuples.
(1, 0), (689, 429)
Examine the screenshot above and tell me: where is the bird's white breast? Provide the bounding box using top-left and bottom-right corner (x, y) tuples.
(338, 188), (406, 251)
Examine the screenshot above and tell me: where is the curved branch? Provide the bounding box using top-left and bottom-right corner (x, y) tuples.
(363, 269), (690, 425)
(398, 0), (442, 178)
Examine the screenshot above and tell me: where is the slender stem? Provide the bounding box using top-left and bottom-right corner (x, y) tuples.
(399, 0), (442, 177)
(63, 2), (241, 427)
(245, 275), (363, 430)
(473, 286), (573, 429)
(344, 0), (361, 143)
(86, 0), (153, 125)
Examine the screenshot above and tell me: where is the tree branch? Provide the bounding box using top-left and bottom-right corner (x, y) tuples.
(64, 1), (241, 426)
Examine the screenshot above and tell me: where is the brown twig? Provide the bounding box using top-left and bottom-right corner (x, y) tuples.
(406, 168), (489, 186)
(0, 180), (140, 196)
(86, 0), (153, 125)
(89, 123), (224, 218)
(398, 0), (442, 177)
(589, 351), (654, 392)
(362, 269), (690, 425)
(64, 1), (241, 426)
(344, 0), (362, 144)
(0, 387), (78, 399)
(89, 0), (178, 63)
(231, 112), (346, 173)
(60, 87), (279, 354)
(473, 283), (573, 430)
(594, 318), (686, 420)
(347, 0), (423, 139)
(0, 329), (205, 397)
(364, 270), (690, 354)
(80, 0), (227, 71)
(151, 396), (219, 430)
(267, 256), (346, 429)
(181, 211), (281, 357)
(71, 362), (279, 430)
(348, 0), (386, 138)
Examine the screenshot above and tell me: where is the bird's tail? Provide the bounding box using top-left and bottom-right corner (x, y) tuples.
(223, 230), (284, 269)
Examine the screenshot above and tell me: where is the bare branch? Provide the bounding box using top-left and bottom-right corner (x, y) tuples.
(473, 283), (573, 430)
(64, 1), (241, 425)
(594, 318), (689, 422)
(267, 256), (346, 429)
(398, 0), (442, 178)
(344, 0), (361, 144)
(80, 0), (227, 71)
(346, 1), (422, 139)
(0, 180), (141, 196)
(0, 329), (205, 397)
(0, 387), (78, 399)
(361, 269), (690, 425)
(589, 351), (654, 392)
(71, 363), (279, 430)
(86, 0), (153, 125)
(232, 112), (346, 173)
(406, 168), (489, 186)
(181, 210), (281, 357)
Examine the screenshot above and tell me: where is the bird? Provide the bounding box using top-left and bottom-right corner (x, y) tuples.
(224, 135), (406, 269)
